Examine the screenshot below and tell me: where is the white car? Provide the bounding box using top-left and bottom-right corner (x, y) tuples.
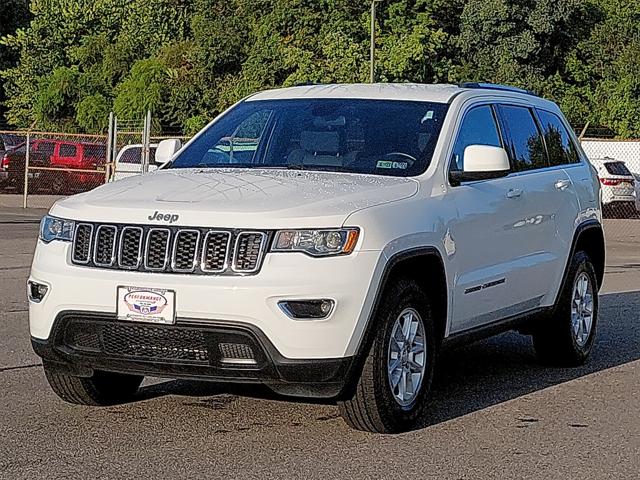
(112, 141), (181, 181)
(589, 157), (637, 217)
(29, 83), (604, 433)
(112, 144), (158, 181)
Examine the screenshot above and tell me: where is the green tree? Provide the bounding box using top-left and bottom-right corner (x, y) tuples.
(0, 0), (31, 124)
(0, 0), (638, 138)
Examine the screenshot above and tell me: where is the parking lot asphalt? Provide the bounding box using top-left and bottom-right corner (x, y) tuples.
(1, 217), (639, 479)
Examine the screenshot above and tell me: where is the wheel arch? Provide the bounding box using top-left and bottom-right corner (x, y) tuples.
(559, 220), (605, 298)
(339, 246), (448, 399)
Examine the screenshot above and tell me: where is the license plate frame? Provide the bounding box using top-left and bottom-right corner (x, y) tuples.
(116, 286), (176, 325)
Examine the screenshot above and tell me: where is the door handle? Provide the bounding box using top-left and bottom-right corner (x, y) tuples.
(555, 179), (571, 191)
(506, 188), (523, 199)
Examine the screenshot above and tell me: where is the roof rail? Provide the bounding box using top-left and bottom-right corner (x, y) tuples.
(459, 82), (538, 96)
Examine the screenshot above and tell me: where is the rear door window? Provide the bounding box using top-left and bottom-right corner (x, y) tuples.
(450, 105), (502, 171)
(498, 105), (548, 172)
(536, 110), (580, 166)
(604, 161), (632, 176)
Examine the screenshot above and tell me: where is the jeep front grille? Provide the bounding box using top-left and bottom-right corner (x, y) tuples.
(71, 223), (270, 275)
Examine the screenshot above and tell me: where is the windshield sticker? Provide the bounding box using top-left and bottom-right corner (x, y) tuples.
(421, 111), (434, 123)
(377, 160), (408, 170)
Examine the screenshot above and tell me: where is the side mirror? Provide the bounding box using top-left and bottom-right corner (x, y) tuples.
(155, 139), (182, 165)
(450, 145), (510, 186)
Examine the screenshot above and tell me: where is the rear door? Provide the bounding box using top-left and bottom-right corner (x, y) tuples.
(53, 143), (78, 168)
(497, 105), (580, 307)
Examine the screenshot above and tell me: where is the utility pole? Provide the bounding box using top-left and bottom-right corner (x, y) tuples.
(370, 0), (382, 83)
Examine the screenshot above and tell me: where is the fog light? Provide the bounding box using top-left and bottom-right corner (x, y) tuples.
(27, 281), (49, 303)
(278, 299), (335, 319)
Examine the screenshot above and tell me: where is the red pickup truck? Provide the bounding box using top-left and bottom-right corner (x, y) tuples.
(48, 141), (107, 194)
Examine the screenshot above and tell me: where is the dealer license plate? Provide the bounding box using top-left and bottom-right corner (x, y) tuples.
(116, 286), (176, 324)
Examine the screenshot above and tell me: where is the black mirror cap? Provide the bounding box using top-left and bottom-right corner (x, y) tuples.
(449, 168), (511, 186)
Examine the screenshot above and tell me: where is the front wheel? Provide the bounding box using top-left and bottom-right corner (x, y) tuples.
(51, 174), (67, 195)
(533, 251), (598, 366)
(338, 278), (436, 433)
(44, 363), (143, 406)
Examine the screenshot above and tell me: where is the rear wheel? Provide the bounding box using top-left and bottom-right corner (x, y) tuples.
(338, 278), (436, 433)
(533, 251), (598, 366)
(44, 363), (143, 406)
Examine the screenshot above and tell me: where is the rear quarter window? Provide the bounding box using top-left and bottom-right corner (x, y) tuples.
(536, 110), (580, 166)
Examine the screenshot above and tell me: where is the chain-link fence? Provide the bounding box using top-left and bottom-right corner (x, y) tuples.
(0, 130), (109, 209)
(0, 111), (193, 209)
(1, 118), (637, 227)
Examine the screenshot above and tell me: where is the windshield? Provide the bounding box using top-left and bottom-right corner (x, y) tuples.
(170, 99), (449, 177)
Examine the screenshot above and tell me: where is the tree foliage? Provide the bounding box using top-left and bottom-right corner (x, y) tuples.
(0, 0), (638, 137)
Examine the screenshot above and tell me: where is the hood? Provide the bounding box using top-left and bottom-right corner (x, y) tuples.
(50, 168), (419, 228)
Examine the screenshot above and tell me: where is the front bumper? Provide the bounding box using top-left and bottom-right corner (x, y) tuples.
(29, 239), (384, 359)
(33, 311), (354, 398)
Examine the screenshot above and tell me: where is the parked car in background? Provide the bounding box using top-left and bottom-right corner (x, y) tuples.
(48, 141), (107, 194)
(589, 157), (637, 217)
(1, 140), (55, 192)
(112, 143), (158, 181)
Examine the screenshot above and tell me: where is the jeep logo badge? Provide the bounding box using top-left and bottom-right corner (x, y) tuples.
(148, 211), (179, 224)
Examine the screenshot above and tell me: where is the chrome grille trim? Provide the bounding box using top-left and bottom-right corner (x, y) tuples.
(171, 229), (201, 273)
(71, 224), (269, 276)
(232, 231), (268, 273)
(118, 226), (143, 270)
(201, 231), (232, 273)
(93, 225), (117, 267)
(72, 223), (93, 264)
(144, 228), (171, 271)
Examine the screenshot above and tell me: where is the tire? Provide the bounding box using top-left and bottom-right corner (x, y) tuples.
(44, 363), (144, 406)
(51, 174), (66, 195)
(338, 278), (436, 433)
(533, 250), (598, 367)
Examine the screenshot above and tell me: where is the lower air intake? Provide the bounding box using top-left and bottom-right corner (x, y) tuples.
(218, 342), (256, 365)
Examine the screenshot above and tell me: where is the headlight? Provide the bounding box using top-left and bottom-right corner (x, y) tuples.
(39, 215), (75, 243)
(271, 228), (359, 257)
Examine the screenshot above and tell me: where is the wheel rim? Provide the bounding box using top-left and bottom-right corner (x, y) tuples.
(571, 272), (594, 347)
(387, 307), (427, 407)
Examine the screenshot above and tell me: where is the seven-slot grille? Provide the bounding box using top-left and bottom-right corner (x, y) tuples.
(71, 223), (268, 275)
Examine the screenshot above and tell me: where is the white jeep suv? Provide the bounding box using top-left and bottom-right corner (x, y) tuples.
(29, 83), (604, 433)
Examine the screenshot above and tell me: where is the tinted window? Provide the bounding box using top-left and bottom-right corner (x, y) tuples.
(500, 105), (547, 172)
(604, 161), (632, 176)
(450, 105), (502, 171)
(37, 142), (55, 156)
(537, 110), (580, 165)
(170, 99), (449, 177)
(119, 146), (158, 165)
(59, 144), (77, 157)
(84, 144), (106, 159)
(119, 147), (142, 164)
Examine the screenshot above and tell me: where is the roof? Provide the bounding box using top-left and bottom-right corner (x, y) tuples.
(247, 83), (464, 103)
